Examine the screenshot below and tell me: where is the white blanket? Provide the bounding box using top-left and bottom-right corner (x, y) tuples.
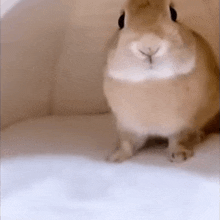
(1, 115), (219, 220)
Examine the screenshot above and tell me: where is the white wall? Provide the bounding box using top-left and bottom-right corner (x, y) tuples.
(51, 0), (125, 115)
(1, 0), (71, 128)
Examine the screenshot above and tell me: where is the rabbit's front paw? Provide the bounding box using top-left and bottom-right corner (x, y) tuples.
(169, 146), (194, 163)
(107, 141), (134, 163)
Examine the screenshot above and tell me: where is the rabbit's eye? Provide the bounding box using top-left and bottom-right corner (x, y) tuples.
(118, 12), (125, 29)
(170, 6), (177, 22)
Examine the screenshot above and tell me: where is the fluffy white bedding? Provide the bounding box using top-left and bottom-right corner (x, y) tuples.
(1, 115), (219, 220)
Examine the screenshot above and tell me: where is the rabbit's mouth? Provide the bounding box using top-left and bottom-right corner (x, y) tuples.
(145, 55), (153, 65)
(145, 56), (154, 67)
(142, 55), (157, 69)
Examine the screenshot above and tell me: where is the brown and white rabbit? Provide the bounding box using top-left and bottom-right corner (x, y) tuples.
(103, 0), (219, 163)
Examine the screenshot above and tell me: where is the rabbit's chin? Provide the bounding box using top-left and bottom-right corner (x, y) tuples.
(107, 55), (196, 83)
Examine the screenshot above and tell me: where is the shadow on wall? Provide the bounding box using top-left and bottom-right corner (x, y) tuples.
(173, 0), (219, 61)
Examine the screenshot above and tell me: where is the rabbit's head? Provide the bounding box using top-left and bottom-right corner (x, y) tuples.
(108, 0), (196, 82)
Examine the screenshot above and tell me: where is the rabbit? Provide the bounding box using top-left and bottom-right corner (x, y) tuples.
(103, 0), (219, 163)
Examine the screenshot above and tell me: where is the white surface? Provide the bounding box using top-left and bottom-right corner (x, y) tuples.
(1, 115), (219, 220)
(1, 0), (20, 17)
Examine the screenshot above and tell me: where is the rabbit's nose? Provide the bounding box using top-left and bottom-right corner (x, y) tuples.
(138, 47), (160, 64)
(139, 47), (160, 57)
(130, 42), (161, 61)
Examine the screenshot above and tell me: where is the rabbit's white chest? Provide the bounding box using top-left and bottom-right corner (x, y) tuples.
(107, 58), (195, 82)
(108, 65), (176, 82)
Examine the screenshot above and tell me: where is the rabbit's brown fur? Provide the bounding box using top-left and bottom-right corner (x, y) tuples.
(104, 0), (219, 162)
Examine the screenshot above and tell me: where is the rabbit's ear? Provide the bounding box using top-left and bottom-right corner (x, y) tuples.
(118, 11), (125, 29)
